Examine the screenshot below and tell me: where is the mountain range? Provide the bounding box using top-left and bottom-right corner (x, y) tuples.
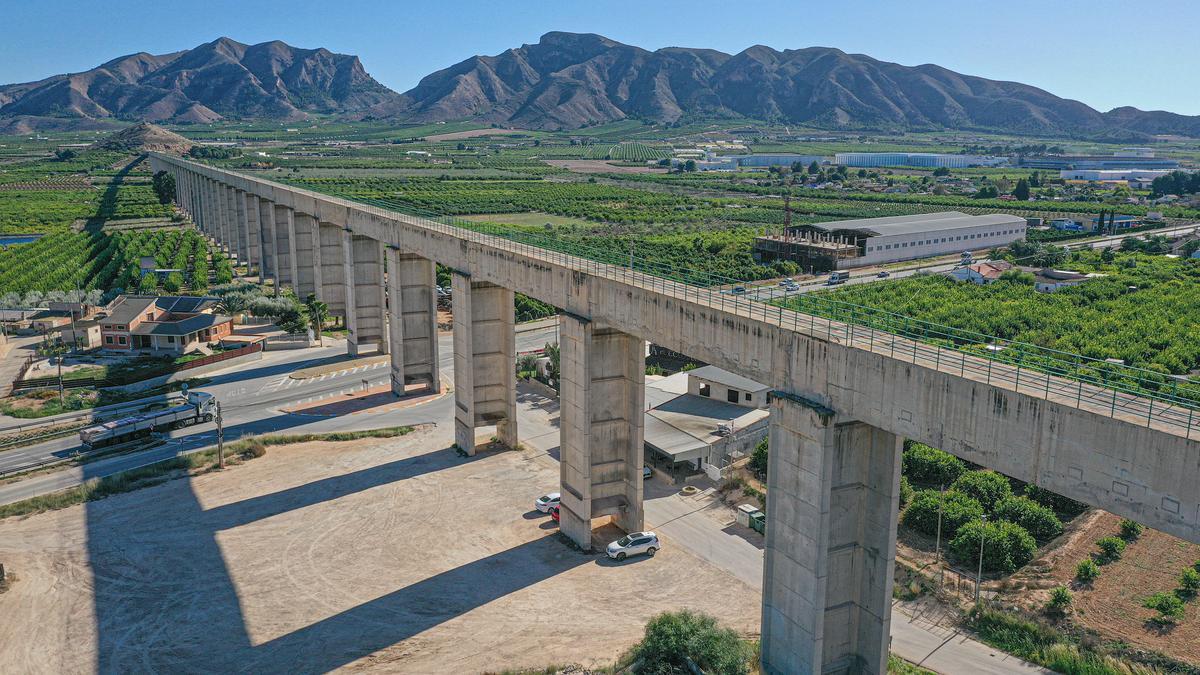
(0, 37), (402, 133)
(2, 33), (1197, 139)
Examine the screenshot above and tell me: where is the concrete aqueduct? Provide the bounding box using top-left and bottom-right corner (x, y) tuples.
(152, 154), (1200, 675)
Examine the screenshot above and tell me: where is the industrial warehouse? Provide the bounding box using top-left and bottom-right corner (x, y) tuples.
(753, 211), (1027, 271)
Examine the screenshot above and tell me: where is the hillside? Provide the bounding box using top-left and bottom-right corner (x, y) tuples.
(0, 37), (404, 128)
(89, 122), (192, 153)
(395, 31), (1200, 138)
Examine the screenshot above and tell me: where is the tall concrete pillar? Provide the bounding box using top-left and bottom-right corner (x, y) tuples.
(244, 192), (263, 278)
(760, 393), (902, 675)
(451, 271), (516, 454)
(273, 204), (297, 290)
(292, 213), (321, 300)
(385, 247), (440, 395)
(317, 221), (346, 318)
(230, 187), (248, 266)
(216, 182), (232, 256)
(557, 316), (645, 551)
(256, 196), (277, 290)
(343, 232), (386, 357)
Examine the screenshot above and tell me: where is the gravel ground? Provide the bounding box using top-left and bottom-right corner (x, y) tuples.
(0, 424), (760, 674)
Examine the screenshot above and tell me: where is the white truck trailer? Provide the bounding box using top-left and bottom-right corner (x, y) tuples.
(79, 391), (216, 449)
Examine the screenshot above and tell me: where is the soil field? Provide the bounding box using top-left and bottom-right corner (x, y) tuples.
(423, 128), (524, 142)
(459, 211), (596, 228)
(544, 159), (667, 174)
(1041, 511), (1200, 664)
(0, 425), (761, 673)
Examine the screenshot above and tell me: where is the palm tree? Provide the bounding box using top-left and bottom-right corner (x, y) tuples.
(305, 294), (329, 347)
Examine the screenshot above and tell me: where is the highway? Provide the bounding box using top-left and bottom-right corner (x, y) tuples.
(0, 323), (558, 505)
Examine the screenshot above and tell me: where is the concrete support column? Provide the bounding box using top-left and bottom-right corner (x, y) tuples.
(343, 232), (386, 357)
(256, 196), (277, 290)
(317, 221), (347, 318)
(384, 247), (440, 395)
(273, 204), (297, 290)
(451, 271), (516, 454)
(216, 183), (232, 255)
(230, 187), (249, 266)
(292, 213), (321, 300)
(557, 315), (645, 551)
(760, 393), (902, 675)
(244, 192), (263, 278)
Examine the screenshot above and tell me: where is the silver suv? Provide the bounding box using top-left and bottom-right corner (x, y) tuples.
(606, 531), (660, 561)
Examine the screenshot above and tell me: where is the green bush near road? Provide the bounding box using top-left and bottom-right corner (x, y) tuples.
(949, 519), (1037, 574)
(627, 610), (753, 675)
(992, 496), (1064, 542)
(902, 489), (984, 538)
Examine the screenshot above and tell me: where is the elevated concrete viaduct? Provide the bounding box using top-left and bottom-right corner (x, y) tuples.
(154, 153), (1200, 675)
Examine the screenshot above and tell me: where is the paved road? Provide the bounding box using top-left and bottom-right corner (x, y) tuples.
(0, 324), (559, 501)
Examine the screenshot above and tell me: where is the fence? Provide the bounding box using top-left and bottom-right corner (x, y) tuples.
(164, 156), (1200, 439)
(11, 376), (104, 392)
(175, 342), (262, 371)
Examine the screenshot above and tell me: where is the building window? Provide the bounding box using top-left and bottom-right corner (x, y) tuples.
(167, 336), (175, 344)
(727, 389), (740, 403)
(699, 383), (710, 397)
(146, 313), (153, 321)
(105, 336), (113, 345)
(118, 336), (127, 345)
(745, 392), (752, 402)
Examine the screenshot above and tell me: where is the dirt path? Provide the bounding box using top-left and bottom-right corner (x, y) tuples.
(0, 426), (760, 673)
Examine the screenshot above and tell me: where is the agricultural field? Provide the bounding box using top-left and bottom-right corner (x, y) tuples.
(0, 228), (220, 301)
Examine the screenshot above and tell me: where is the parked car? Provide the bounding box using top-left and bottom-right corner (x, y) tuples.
(643, 465), (652, 480)
(782, 282), (800, 292)
(731, 286), (747, 295)
(550, 505), (560, 523)
(535, 492), (560, 513)
(876, 270), (890, 278)
(778, 278), (794, 287)
(606, 531), (660, 561)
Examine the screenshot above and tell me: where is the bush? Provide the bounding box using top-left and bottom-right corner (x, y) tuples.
(1075, 559), (1100, 583)
(1144, 592), (1184, 623)
(949, 519), (1037, 574)
(901, 442), (966, 486)
(748, 436), (768, 476)
(899, 475), (914, 507)
(1046, 585), (1072, 614)
(902, 489), (984, 538)
(1119, 519), (1144, 541)
(950, 471), (1013, 510)
(992, 496), (1063, 542)
(1180, 567), (1200, 597)
(632, 610), (753, 675)
(1095, 536), (1126, 563)
(1023, 484), (1088, 518)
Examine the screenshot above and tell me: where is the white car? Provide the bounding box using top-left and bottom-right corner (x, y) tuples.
(606, 531), (660, 561)
(535, 492), (560, 513)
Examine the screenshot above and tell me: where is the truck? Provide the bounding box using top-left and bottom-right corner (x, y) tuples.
(826, 271), (849, 285)
(79, 391), (216, 449)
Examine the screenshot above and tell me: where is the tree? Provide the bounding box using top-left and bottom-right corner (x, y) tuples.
(137, 272), (158, 294)
(1095, 536), (1126, 563)
(543, 341), (560, 383)
(992, 496), (1063, 541)
(151, 170), (176, 205)
(808, 160), (820, 175)
(54, 148), (78, 161)
(902, 489), (984, 537)
(632, 610), (753, 675)
(749, 436), (768, 476)
(276, 305), (309, 335)
(162, 271), (183, 293)
(1013, 178), (1031, 201)
(683, 159), (697, 173)
(949, 519), (1037, 574)
(304, 294), (328, 346)
(1029, 171), (1042, 188)
(949, 470), (1013, 510)
(974, 185), (999, 199)
(902, 441), (966, 486)
(932, 167), (950, 177)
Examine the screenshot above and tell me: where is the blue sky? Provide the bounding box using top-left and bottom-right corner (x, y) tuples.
(4, 0), (1198, 115)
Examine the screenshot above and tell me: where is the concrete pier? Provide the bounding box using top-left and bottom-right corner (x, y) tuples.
(760, 393), (901, 675)
(232, 187), (250, 268)
(385, 247), (440, 395)
(558, 316), (645, 551)
(273, 203), (296, 290)
(292, 213), (321, 301)
(344, 232), (387, 357)
(257, 197), (278, 290)
(244, 192), (263, 279)
(451, 272), (517, 454)
(317, 221), (347, 317)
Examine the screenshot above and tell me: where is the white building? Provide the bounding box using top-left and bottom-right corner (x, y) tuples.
(834, 152), (1009, 169)
(1060, 169), (1170, 182)
(805, 212), (1027, 267)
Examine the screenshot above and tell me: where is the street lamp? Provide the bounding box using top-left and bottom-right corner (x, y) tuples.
(974, 514), (988, 604)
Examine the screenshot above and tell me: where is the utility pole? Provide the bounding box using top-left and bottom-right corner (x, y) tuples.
(215, 400), (225, 469)
(934, 484), (945, 588)
(975, 514), (988, 604)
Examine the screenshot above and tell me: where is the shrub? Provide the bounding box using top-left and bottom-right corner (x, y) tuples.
(1075, 559), (1100, 583)
(902, 489), (984, 538)
(1143, 592), (1184, 623)
(748, 436), (768, 476)
(1118, 519), (1144, 541)
(950, 470), (1013, 511)
(949, 519), (1037, 574)
(992, 496), (1063, 542)
(1180, 568), (1200, 597)
(901, 442), (966, 486)
(1023, 484), (1088, 518)
(1095, 536), (1126, 563)
(899, 475), (914, 507)
(632, 610), (753, 675)
(1046, 585), (1072, 614)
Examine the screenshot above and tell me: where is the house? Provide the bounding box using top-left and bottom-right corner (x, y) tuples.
(687, 365), (770, 408)
(949, 260), (1013, 284)
(28, 310), (74, 333)
(100, 295), (232, 354)
(58, 321), (101, 349)
(1026, 268), (1104, 293)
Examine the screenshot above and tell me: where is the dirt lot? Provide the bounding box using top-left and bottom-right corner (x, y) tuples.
(423, 128), (524, 142)
(545, 159), (667, 174)
(0, 426), (760, 673)
(1037, 511), (1200, 663)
